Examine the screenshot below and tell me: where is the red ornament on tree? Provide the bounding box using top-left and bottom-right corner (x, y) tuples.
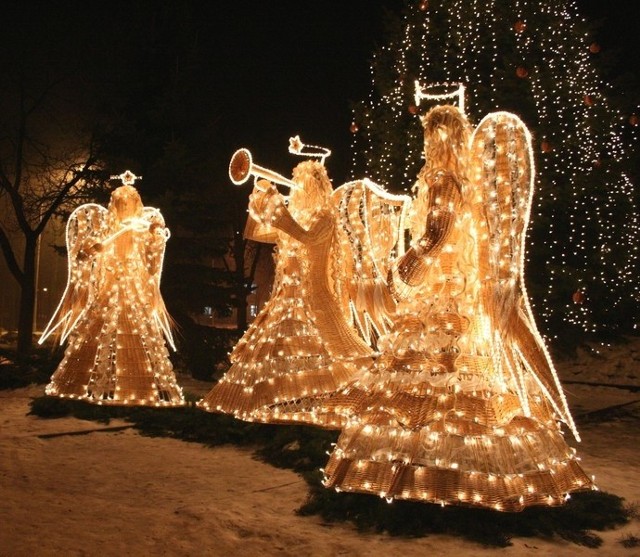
(572, 290), (586, 304)
(629, 114), (639, 127)
(541, 140), (552, 153)
(583, 94), (594, 106)
(350, 122), (359, 134)
(408, 105), (419, 115)
(419, 0), (428, 11)
(589, 42), (601, 54)
(514, 20), (526, 33)
(516, 66), (528, 78)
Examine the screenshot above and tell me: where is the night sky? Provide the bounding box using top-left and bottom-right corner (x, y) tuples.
(183, 0), (640, 186)
(179, 0), (404, 185)
(1, 0), (638, 331)
(172, 0), (640, 186)
(2, 1), (638, 187)
(3, 0), (401, 188)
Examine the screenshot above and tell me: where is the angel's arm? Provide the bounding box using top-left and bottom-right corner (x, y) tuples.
(244, 182), (279, 244)
(389, 172), (462, 297)
(143, 211), (170, 276)
(250, 180), (332, 245)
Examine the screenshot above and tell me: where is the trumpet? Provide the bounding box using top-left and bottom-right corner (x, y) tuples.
(228, 148), (298, 190)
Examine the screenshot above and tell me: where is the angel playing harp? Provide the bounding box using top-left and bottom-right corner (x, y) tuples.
(322, 105), (595, 511)
(39, 174), (184, 406)
(198, 139), (383, 427)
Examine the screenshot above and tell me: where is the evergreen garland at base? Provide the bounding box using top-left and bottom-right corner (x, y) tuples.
(28, 396), (632, 548)
(298, 476), (627, 548)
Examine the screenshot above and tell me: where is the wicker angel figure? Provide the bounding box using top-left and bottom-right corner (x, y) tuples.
(197, 138), (375, 427)
(39, 172), (184, 406)
(321, 106), (594, 511)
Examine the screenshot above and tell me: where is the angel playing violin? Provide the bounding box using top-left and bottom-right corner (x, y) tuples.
(321, 105), (595, 511)
(39, 173), (184, 406)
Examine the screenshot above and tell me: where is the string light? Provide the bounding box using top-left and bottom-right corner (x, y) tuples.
(414, 81), (466, 114)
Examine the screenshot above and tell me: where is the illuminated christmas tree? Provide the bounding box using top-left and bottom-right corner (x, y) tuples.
(349, 0), (639, 340)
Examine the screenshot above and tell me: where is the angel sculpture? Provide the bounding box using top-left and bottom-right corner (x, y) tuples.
(197, 138), (380, 427)
(321, 105), (594, 511)
(39, 172), (184, 406)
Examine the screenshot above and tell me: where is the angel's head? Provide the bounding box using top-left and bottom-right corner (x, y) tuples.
(108, 185), (144, 223)
(420, 104), (471, 180)
(288, 160), (332, 224)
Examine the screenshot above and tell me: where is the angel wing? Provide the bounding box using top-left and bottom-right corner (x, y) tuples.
(469, 111), (580, 439)
(39, 203), (108, 345)
(331, 178), (411, 348)
(142, 206), (176, 351)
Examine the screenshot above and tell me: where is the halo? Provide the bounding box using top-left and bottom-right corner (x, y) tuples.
(288, 135), (331, 164)
(414, 81), (466, 114)
(110, 170), (141, 186)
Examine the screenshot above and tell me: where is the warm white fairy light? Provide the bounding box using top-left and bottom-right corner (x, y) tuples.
(349, 0), (639, 335)
(39, 176), (184, 407)
(288, 135), (332, 164)
(109, 170), (141, 186)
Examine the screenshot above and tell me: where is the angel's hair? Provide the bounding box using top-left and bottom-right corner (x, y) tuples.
(410, 104), (472, 243)
(108, 185), (144, 223)
(417, 104), (471, 186)
(106, 185), (145, 257)
(289, 160), (332, 226)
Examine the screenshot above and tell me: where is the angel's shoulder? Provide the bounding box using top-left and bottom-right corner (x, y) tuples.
(68, 203), (107, 221)
(428, 170), (462, 200)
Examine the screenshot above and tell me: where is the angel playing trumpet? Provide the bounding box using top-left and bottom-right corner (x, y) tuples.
(198, 138), (387, 426)
(39, 172), (184, 406)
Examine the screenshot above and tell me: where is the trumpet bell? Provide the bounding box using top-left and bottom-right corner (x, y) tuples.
(228, 147), (298, 190)
(229, 148), (252, 185)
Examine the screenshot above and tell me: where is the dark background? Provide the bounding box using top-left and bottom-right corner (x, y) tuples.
(4, 0), (636, 188)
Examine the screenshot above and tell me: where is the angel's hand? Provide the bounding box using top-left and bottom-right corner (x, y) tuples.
(149, 221), (164, 235)
(78, 242), (103, 260)
(249, 182), (283, 223)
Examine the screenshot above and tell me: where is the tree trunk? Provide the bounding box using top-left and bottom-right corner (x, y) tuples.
(234, 233), (248, 333)
(16, 238), (37, 362)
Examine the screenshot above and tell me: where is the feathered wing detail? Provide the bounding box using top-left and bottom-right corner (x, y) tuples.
(470, 111), (579, 440)
(142, 206), (176, 351)
(331, 179), (411, 348)
(39, 203), (108, 345)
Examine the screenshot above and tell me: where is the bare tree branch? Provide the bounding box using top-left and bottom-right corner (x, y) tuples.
(0, 225), (24, 283)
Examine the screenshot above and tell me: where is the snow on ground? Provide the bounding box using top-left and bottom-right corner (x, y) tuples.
(1, 338), (640, 556)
